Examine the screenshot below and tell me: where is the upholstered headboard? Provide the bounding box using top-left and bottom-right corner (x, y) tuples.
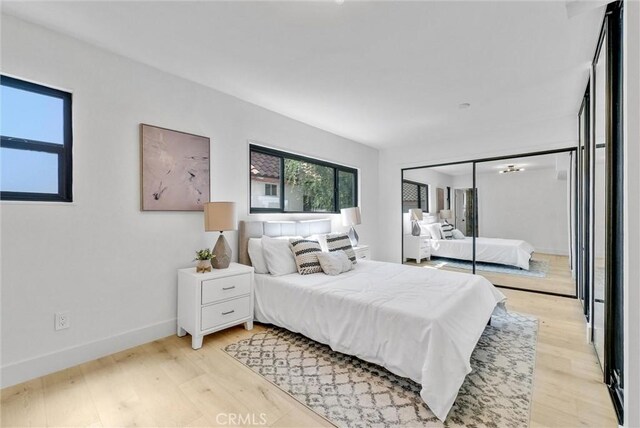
(238, 219), (332, 266)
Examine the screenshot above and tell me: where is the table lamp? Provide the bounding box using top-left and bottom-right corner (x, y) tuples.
(204, 202), (236, 269)
(409, 208), (423, 236)
(340, 207), (361, 247)
(440, 209), (452, 225)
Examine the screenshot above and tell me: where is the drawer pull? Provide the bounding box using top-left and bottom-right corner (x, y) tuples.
(222, 310), (235, 316)
(222, 286), (236, 291)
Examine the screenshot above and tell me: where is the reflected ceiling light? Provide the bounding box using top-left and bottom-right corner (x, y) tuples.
(335, 0), (345, 4)
(499, 165), (525, 174)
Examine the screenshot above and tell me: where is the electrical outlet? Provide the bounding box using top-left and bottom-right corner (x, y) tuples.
(55, 312), (70, 331)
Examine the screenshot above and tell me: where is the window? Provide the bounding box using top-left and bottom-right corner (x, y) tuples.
(402, 180), (428, 213)
(265, 183), (278, 196)
(1, 75), (72, 202)
(250, 145), (358, 213)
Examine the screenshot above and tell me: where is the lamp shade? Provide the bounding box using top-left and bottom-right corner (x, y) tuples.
(340, 207), (361, 227)
(440, 209), (452, 220)
(409, 208), (423, 221)
(204, 202), (237, 232)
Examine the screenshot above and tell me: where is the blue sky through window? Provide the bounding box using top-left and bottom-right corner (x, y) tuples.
(1, 147), (58, 193)
(1, 85), (64, 144)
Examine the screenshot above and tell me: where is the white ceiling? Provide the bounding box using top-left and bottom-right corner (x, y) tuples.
(417, 151), (571, 176)
(2, 1), (604, 149)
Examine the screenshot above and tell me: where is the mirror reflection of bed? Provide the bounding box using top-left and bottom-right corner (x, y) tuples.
(402, 153), (575, 296)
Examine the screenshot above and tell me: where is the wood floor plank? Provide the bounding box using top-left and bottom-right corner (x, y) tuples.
(1, 286), (617, 428)
(41, 366), (102, 427)
(0, 378), (46, 427)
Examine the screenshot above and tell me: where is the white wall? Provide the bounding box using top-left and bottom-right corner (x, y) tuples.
(0, 15), (379, 387)
(623, 1), (640, 426)
(474, 167), (570, 255)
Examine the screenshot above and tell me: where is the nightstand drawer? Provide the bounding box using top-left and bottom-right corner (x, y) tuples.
(201, 296), (251, 330)
(202, 274), (251, 304)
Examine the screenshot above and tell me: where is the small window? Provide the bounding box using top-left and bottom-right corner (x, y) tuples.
(402, 180), (429, 213)
(250, 145), (358, 213)
(265, 183), (278, 196)
(1, 75), (72, 202)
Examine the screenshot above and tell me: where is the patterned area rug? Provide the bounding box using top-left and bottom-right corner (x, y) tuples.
(224, 312), (538, 428)
(426, 258), (549, 278)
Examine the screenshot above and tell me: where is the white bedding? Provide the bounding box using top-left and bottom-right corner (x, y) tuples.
(253, 260), (506, 421)
(430, 237), (535, 270)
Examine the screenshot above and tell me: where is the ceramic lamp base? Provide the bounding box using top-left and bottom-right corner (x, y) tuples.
(212, 234), (232, 269)
(347, 226), (359, 247)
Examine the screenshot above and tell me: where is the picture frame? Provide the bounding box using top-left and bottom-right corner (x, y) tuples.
(140, 124), (210, 211)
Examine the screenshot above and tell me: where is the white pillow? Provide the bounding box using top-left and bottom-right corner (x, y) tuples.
(452, 229), (466, 239)
(308, 233), (329, 251)
(316, 251), (353, 276)
(426, 223), (443, 240)
(418, 221), (432, 238)
(261, 236), (298, 276)
(248, 238), (269, 274)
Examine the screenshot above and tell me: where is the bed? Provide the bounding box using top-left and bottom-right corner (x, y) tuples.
(239, 220), (506, 421)
(430, 236), (535, 270)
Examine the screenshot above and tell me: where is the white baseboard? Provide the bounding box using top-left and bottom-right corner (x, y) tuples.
(1, 318), (176, 388)
(535, 247), (570, 257)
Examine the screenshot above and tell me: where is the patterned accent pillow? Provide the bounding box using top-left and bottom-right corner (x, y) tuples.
(440, 223), (454, 239)
(289, 238), (323, 275)
(325, 233), (357, 264)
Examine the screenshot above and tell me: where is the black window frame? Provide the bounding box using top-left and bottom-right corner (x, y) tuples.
(249, 144), (358, 214)
(1, 75), (73, 202)
(402, 179), (429, 212)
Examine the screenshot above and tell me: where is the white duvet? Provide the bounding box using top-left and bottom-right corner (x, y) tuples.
(253, 260), (506, 421)
(430, 237), (535, 270)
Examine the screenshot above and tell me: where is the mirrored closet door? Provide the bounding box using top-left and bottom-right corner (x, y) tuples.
(474, 152), (576, 296)
(401, 163), (475, 274)
(592, 29), (607, 366)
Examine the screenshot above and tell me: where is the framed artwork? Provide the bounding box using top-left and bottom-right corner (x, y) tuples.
(140, 124), (210, 211)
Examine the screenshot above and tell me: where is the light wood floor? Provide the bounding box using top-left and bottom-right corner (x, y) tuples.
(1, 289), (616, 428)
(407, 253), (576, 296)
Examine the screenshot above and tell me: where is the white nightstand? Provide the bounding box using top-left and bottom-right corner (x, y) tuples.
(177, 262), (254, 349)
(353, 245), (371, 260)
(403, 235), (431, 263)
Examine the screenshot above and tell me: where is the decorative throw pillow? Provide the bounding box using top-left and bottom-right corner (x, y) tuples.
(289, 238), (323, 275)
(452, 229), (465, 240)
(316, 250), (353, 276)
(248, 238), (269, 274)
(440, 223), (454, 239)
(325, 233), (357, 264)
(261, 236), (298, 276)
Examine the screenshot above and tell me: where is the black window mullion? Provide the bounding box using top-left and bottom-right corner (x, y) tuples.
(333, 166), (339, 213)
(279, 156), (285, 210)
(0, 137), (65, 154)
